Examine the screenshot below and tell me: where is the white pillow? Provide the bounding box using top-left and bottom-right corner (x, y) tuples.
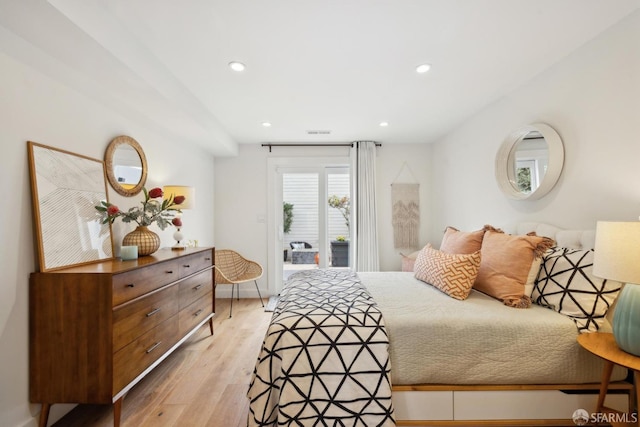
(532, 248), (622, 332)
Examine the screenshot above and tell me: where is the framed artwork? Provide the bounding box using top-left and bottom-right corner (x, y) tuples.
(27, 141), (114, 272)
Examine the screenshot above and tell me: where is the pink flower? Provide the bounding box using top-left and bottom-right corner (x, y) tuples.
(148, 187), (163, 198)
(173, 195), (186, 205)
(107, 205), (120, 216)
(172, 217), (182, 227)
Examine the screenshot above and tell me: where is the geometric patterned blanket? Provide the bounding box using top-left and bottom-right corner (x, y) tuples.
(247, 269), (395, 426)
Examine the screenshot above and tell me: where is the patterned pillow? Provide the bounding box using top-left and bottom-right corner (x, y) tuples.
(414, 245), (481, 300)
(532, 247), (622, 332)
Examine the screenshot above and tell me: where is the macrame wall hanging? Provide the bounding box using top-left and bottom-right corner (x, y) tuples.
(391, 162), (420, 250)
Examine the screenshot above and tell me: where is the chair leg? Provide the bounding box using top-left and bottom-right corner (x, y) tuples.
(229, 284), (235, 318)
(254, 280), (264, 307)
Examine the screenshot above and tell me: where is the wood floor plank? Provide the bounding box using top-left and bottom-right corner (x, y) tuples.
(51, 298), (273, 427)
(206, 384), (252, 427)
(138, 404), (185, 427)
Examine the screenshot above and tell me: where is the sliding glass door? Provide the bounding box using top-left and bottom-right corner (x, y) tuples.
(267, 158), (350, 295)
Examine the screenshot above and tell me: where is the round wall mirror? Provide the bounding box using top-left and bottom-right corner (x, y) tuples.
(495, 123), (564, 200)
(104, 135), (148, 197)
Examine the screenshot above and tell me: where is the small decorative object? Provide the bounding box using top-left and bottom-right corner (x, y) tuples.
(120, 245), (138, 260)
(96, 187), (185, 256)
(171, 217), (185, 250)
(593, 221), (640, 356)
(163, 185), (195, 251)
(122, 226), (161, 256)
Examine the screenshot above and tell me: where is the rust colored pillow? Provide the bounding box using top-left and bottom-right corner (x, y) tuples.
(439, 226), (486, 254)
(414, 245), (481, 300)
(474, 230), (555, 308)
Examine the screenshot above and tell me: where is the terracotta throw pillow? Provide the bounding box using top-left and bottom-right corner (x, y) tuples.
(439, 226), (488, 254)
(414, 245), (481, 300)
(474, 229), (555, 308)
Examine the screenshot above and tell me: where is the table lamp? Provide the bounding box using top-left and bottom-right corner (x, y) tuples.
(593, 221), (640, 356)
(163, 185), (195, 250)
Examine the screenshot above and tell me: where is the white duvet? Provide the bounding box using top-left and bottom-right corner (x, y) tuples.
(360, 272), (627, 386)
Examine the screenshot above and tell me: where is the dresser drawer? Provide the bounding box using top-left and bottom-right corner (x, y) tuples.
(112, 285), (180, 352)
(179, 292), (213, 336)
(178, 270), (213, 309)
(112, 260), (181, 306)
(113, 317), (179, 394)
(178, 250), (214, 278)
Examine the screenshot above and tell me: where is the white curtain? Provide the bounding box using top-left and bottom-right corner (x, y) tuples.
(351, 141), (379, 271)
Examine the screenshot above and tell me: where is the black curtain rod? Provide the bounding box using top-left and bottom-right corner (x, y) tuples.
(261, 142), (382, 153)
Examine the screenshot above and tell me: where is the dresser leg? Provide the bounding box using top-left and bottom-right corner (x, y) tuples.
(208, 317), (214, 335)
(38, 403), (50, 427)
(113, 397), (123, 427)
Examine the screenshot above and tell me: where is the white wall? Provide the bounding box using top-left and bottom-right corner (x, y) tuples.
(0, 52), (216, 427)
(428, 10), (640, 242)
(214, 143), (432, 286)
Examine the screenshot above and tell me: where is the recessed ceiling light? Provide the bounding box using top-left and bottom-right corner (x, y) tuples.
(228, 61), (246, 72)
(379, 122), (389, 127)
(262, 122), (272, 127)
(416, 63), (431, 74)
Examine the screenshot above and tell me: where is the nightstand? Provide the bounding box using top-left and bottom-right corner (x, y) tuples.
(577, 332), (640, 427)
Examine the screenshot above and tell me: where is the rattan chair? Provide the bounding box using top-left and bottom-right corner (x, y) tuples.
(214, 249), (264, 317)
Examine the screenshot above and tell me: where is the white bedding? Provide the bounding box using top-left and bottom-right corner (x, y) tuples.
(360, 271), (627, 386)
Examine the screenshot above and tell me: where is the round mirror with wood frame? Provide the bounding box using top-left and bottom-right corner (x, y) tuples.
(495, 123), (564, 201)
(104, 135), (148, 197)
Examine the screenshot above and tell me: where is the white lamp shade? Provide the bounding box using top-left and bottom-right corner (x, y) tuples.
(163, 185), (195, 210)
(593, 221), (640, 284)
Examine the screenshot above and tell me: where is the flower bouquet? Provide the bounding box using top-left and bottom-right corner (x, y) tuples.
(96, 187), (186, 256)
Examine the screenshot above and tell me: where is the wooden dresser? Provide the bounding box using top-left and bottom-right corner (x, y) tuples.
(29, 247), (215, 427)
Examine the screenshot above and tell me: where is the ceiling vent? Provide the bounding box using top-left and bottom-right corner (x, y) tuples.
(306, 130), (331, 135)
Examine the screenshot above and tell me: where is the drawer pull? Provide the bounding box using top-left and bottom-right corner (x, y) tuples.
(205, 257), (212, 261)
(183, 264), (191, 268)
(126, 283), (135, 288)
(166, 270), (174, 274)
(146, 308), (161, 317)
(193, 284), (203, 291)
(193, 309), (203, 317)
(146, 342), (162, 354)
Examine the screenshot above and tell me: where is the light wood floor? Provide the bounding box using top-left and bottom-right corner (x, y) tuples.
(52, 298), (272, 427)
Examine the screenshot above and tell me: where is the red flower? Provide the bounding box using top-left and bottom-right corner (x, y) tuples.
(148, 187), (163, 198)
(173, 195), (186, 205)
(107, 205), (120, 216)
(172, 217), (182, 227)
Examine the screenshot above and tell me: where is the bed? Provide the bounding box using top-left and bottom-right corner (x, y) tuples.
(248, 223), (632, 426)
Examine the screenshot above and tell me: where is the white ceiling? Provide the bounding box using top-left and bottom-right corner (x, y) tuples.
(1, 0), (638, 156)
